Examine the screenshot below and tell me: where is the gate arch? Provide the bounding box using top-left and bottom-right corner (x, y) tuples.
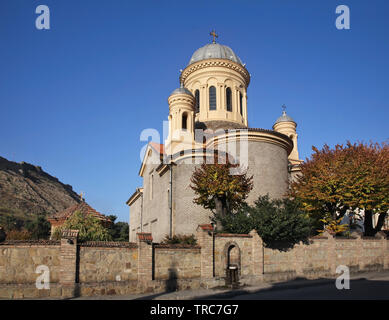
(223, 241), (241, 276)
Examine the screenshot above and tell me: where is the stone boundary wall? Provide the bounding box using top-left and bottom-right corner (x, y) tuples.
(78, 245), (138, 283)
(0, 227), (388, 299)
(0, 242), (61, 285)
(153, 244), (201, 280)
(261, 235), (389, 282)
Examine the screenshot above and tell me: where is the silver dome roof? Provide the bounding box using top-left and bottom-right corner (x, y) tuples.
(188, 43), (243, 66)
(170, 86), (193, 97)
(275, 111), (296, 124)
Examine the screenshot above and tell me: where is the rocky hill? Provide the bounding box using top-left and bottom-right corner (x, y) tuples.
(0, 156), (80, 227)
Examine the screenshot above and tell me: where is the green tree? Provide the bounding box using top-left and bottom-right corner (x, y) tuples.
(218, 196), (312, 250)
(190, 155), (253, 226)
(215, 203), (252, 234)
(107, 215), (129, 241)
(52, 210), (112, 241)
(25, 214), (50, 239)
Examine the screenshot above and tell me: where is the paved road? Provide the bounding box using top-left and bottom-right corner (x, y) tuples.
(72, 271), (389, 300)
(191, 272), (389, 300)
(228, 276), (389, 300)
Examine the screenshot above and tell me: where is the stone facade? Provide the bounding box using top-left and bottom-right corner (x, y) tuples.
(0, 227), (387, 299)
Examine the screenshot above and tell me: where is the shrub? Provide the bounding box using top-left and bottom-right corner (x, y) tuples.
(6, 229), (32, 240)
(161, 234), (197, 245)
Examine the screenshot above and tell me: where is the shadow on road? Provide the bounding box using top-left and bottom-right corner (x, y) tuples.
(193, 277), (389, 300)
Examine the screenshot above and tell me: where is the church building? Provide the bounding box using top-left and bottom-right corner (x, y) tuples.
(127, 33), (303, 242)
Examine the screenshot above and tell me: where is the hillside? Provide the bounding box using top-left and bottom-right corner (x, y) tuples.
(0, 156), (80, 228)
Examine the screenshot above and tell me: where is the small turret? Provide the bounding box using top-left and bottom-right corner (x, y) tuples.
(272, 105), (300, 164)
(164, 83), (196, 155)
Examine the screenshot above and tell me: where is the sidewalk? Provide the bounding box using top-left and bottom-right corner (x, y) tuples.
(73, 271), (389, 300)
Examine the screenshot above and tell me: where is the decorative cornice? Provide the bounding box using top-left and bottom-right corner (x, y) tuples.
(168, 94), (195, 105)
(208, 128), (293, 155)
(126, 187), (143, 206)
(180, 59), (250, 86)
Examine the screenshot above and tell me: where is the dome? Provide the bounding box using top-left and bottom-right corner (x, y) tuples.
(274, 111), (296, 124)
(188, 43), (243, 66)
(170, 85), (193, 97)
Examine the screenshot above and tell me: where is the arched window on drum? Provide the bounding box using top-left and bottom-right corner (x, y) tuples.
(226, 87), (232, 112)
(195, 89), (200, 113)
(182, 112), (188, 130)
(239, 92), (243, 115)
(209, 86), (216, 110)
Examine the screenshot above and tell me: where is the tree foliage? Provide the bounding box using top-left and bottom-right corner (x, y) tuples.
(25, 214), (51, 239)
(291, 142), (389, 236)
(218, 195), (312, 250)
(52, 210), (112, 241)
(190, 155), (253, 220)
(319, 216), (349, 236)
(107, 215), (129, 241)
(0, 212), (50, 240)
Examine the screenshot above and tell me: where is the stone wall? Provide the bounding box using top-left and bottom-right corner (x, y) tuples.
(0, 241), (61, 284)
(153, 244), (201, 280)
(78, 243), (138, 283)
(262, 234), (389, 282)
(0, 227), (388, 299)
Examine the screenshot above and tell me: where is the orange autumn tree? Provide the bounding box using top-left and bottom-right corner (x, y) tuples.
(190, 154), (253, 224)
(291, 142), (389, 236)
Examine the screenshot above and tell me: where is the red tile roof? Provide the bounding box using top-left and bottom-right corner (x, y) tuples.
(199, 224), (214, 231)
(48, 202), (111, 223)
(137, 232), (153, 242)
(149, 142), (165, 155)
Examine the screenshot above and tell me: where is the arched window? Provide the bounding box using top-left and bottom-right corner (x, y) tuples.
(195, 90), (200, 113)
(239, 92), (243, 115)
(182, 113), (188, 130)
(209, 86), (216, 110)
(226, 87), (232, 112)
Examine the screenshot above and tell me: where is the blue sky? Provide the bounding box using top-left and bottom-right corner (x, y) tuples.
(1, 0), (388, 222)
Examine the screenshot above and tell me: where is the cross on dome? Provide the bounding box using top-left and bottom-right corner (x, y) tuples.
(210, 30), (218, 44)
